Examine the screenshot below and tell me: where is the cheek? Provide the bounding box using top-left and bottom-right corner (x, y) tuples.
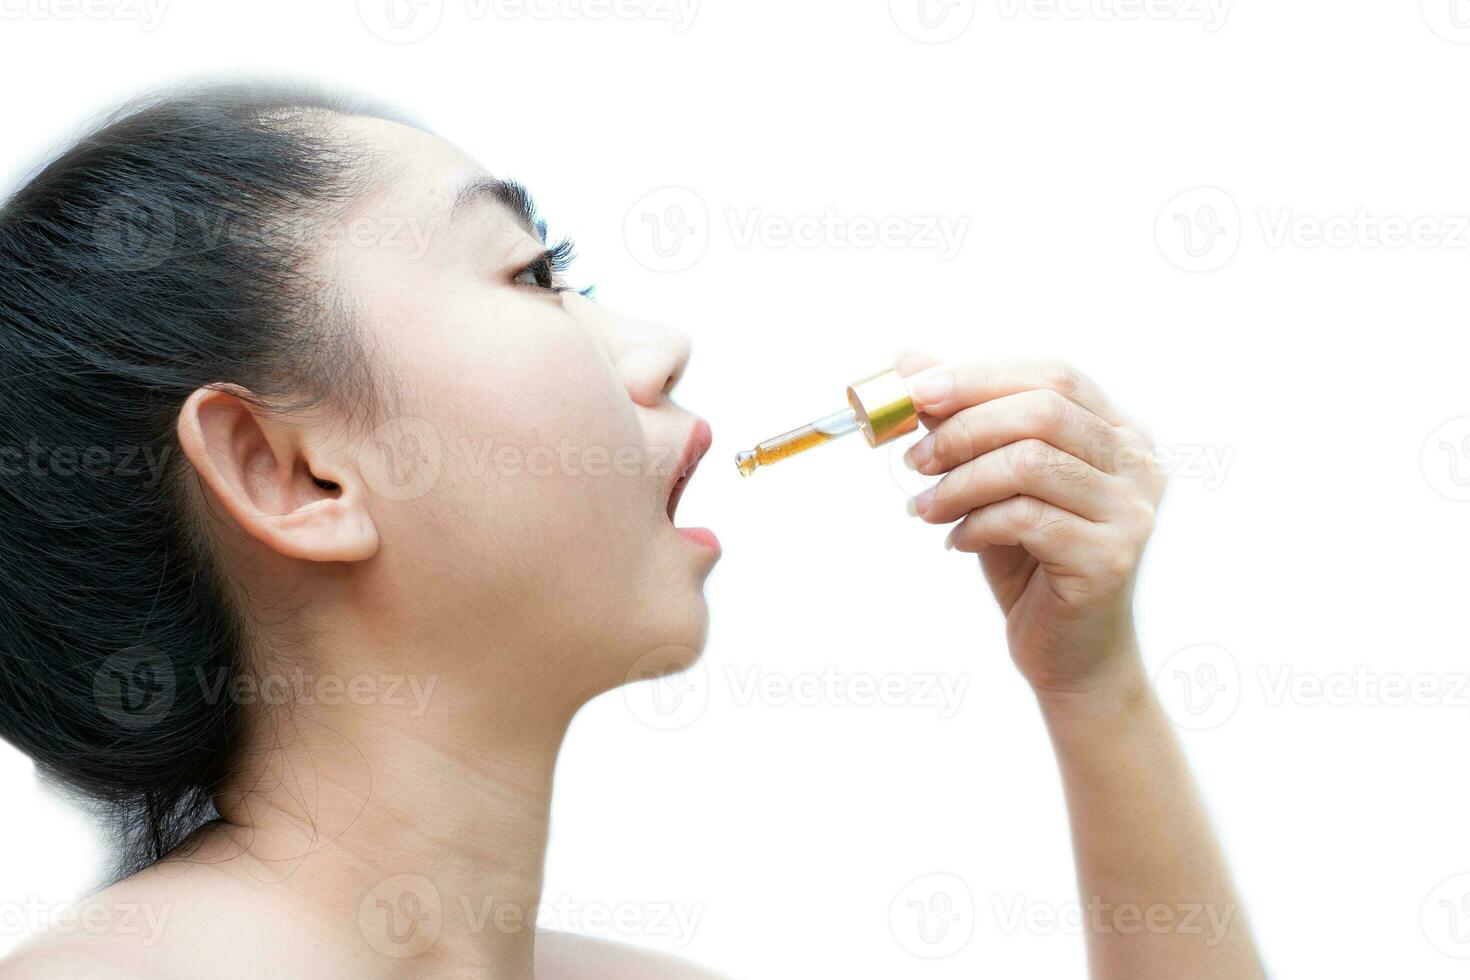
(379, 291), (655, 582)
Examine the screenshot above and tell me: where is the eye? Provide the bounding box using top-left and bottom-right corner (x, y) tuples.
(511, 239), (579, 293)
(512, 254), (558, 290)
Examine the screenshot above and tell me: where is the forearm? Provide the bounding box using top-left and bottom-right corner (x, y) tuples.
(1036, 641), (1264, 980)
(895, 357), (1260, 975)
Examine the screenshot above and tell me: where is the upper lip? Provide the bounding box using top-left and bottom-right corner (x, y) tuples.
(666, 418), (712, 522)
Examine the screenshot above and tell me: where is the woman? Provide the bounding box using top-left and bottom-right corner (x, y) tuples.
(0, 81), (1265, 978)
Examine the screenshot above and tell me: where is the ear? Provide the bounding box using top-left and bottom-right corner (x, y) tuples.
(176, 385), (379, 562)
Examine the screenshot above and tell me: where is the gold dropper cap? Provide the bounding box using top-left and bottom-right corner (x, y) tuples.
(734, 369), (918, 476)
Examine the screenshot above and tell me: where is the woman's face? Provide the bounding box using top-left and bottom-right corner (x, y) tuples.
(318, 117), (718, 714)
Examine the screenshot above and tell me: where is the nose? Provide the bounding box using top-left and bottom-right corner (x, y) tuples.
(613, 318), (692, 408)
(560, 292), (693, 407)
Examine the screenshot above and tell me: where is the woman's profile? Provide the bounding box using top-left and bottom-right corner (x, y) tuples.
(0, 81), (1265, 978)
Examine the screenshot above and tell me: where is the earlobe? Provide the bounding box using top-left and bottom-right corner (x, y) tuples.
(175, 386), (379, 563)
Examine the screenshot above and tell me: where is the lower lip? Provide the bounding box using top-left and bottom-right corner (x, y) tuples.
(677, 526), (721, 556)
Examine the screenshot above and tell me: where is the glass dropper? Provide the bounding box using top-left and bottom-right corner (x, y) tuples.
(734, 369), (919, 477)
(734, 408), (860, 476)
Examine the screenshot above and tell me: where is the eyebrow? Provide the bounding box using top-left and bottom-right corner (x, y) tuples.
(450, 176), (545, 240)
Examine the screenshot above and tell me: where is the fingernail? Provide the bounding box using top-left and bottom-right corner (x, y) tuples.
(943, 527), (956, 551)
(908, 488), (934, 517)
(905, 437), (933, 471)
(909, 369), (953, 407)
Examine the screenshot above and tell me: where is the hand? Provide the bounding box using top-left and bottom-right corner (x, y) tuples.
(897, 355), (1166, 698)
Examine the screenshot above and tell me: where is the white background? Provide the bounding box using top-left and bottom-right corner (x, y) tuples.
(3, 1), (1470, 976)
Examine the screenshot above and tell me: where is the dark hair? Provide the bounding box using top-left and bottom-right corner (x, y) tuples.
(0, 80), (397, 879)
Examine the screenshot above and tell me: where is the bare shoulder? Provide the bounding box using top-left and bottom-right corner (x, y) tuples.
(0, 871), (196, 980)
(0, 941), (153, 979)
(536, 931), (732, 979)
(0, 858), (318, 980)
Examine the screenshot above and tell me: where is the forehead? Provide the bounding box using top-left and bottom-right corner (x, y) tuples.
(333, 115), (527, 237)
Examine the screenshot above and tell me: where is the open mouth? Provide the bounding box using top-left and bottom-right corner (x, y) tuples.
(666, 419), (712, 523)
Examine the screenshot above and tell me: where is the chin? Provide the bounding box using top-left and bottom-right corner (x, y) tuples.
(617, 598), (710, 687)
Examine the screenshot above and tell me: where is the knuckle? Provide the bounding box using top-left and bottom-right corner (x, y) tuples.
(1098, 545), (1137, 580)
(1142, 459), (1170, 498)
(1012, 438), (1052, 477)
(1029, 388), (1073, 435)
(1012, 495), (1049, 529)
(1043, 359), (1085, 398)
(1059, 455), (1100, 489)
(1107, 436), (1152, 479)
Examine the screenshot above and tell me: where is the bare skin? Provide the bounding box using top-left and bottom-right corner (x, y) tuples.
(901, 354), (1266, 979)
(3, 115), (725, 979)
(0, 114), (1262, 978)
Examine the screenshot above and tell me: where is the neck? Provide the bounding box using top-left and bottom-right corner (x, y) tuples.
(198, 658), (572, 979)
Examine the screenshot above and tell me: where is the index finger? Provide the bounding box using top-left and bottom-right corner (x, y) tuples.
(895, 350), (943, 377)
(903, 359), (1127, 426)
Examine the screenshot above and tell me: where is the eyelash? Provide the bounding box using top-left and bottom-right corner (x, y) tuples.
(514, 224), (596, 298)
(515, 239), (575, 292)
